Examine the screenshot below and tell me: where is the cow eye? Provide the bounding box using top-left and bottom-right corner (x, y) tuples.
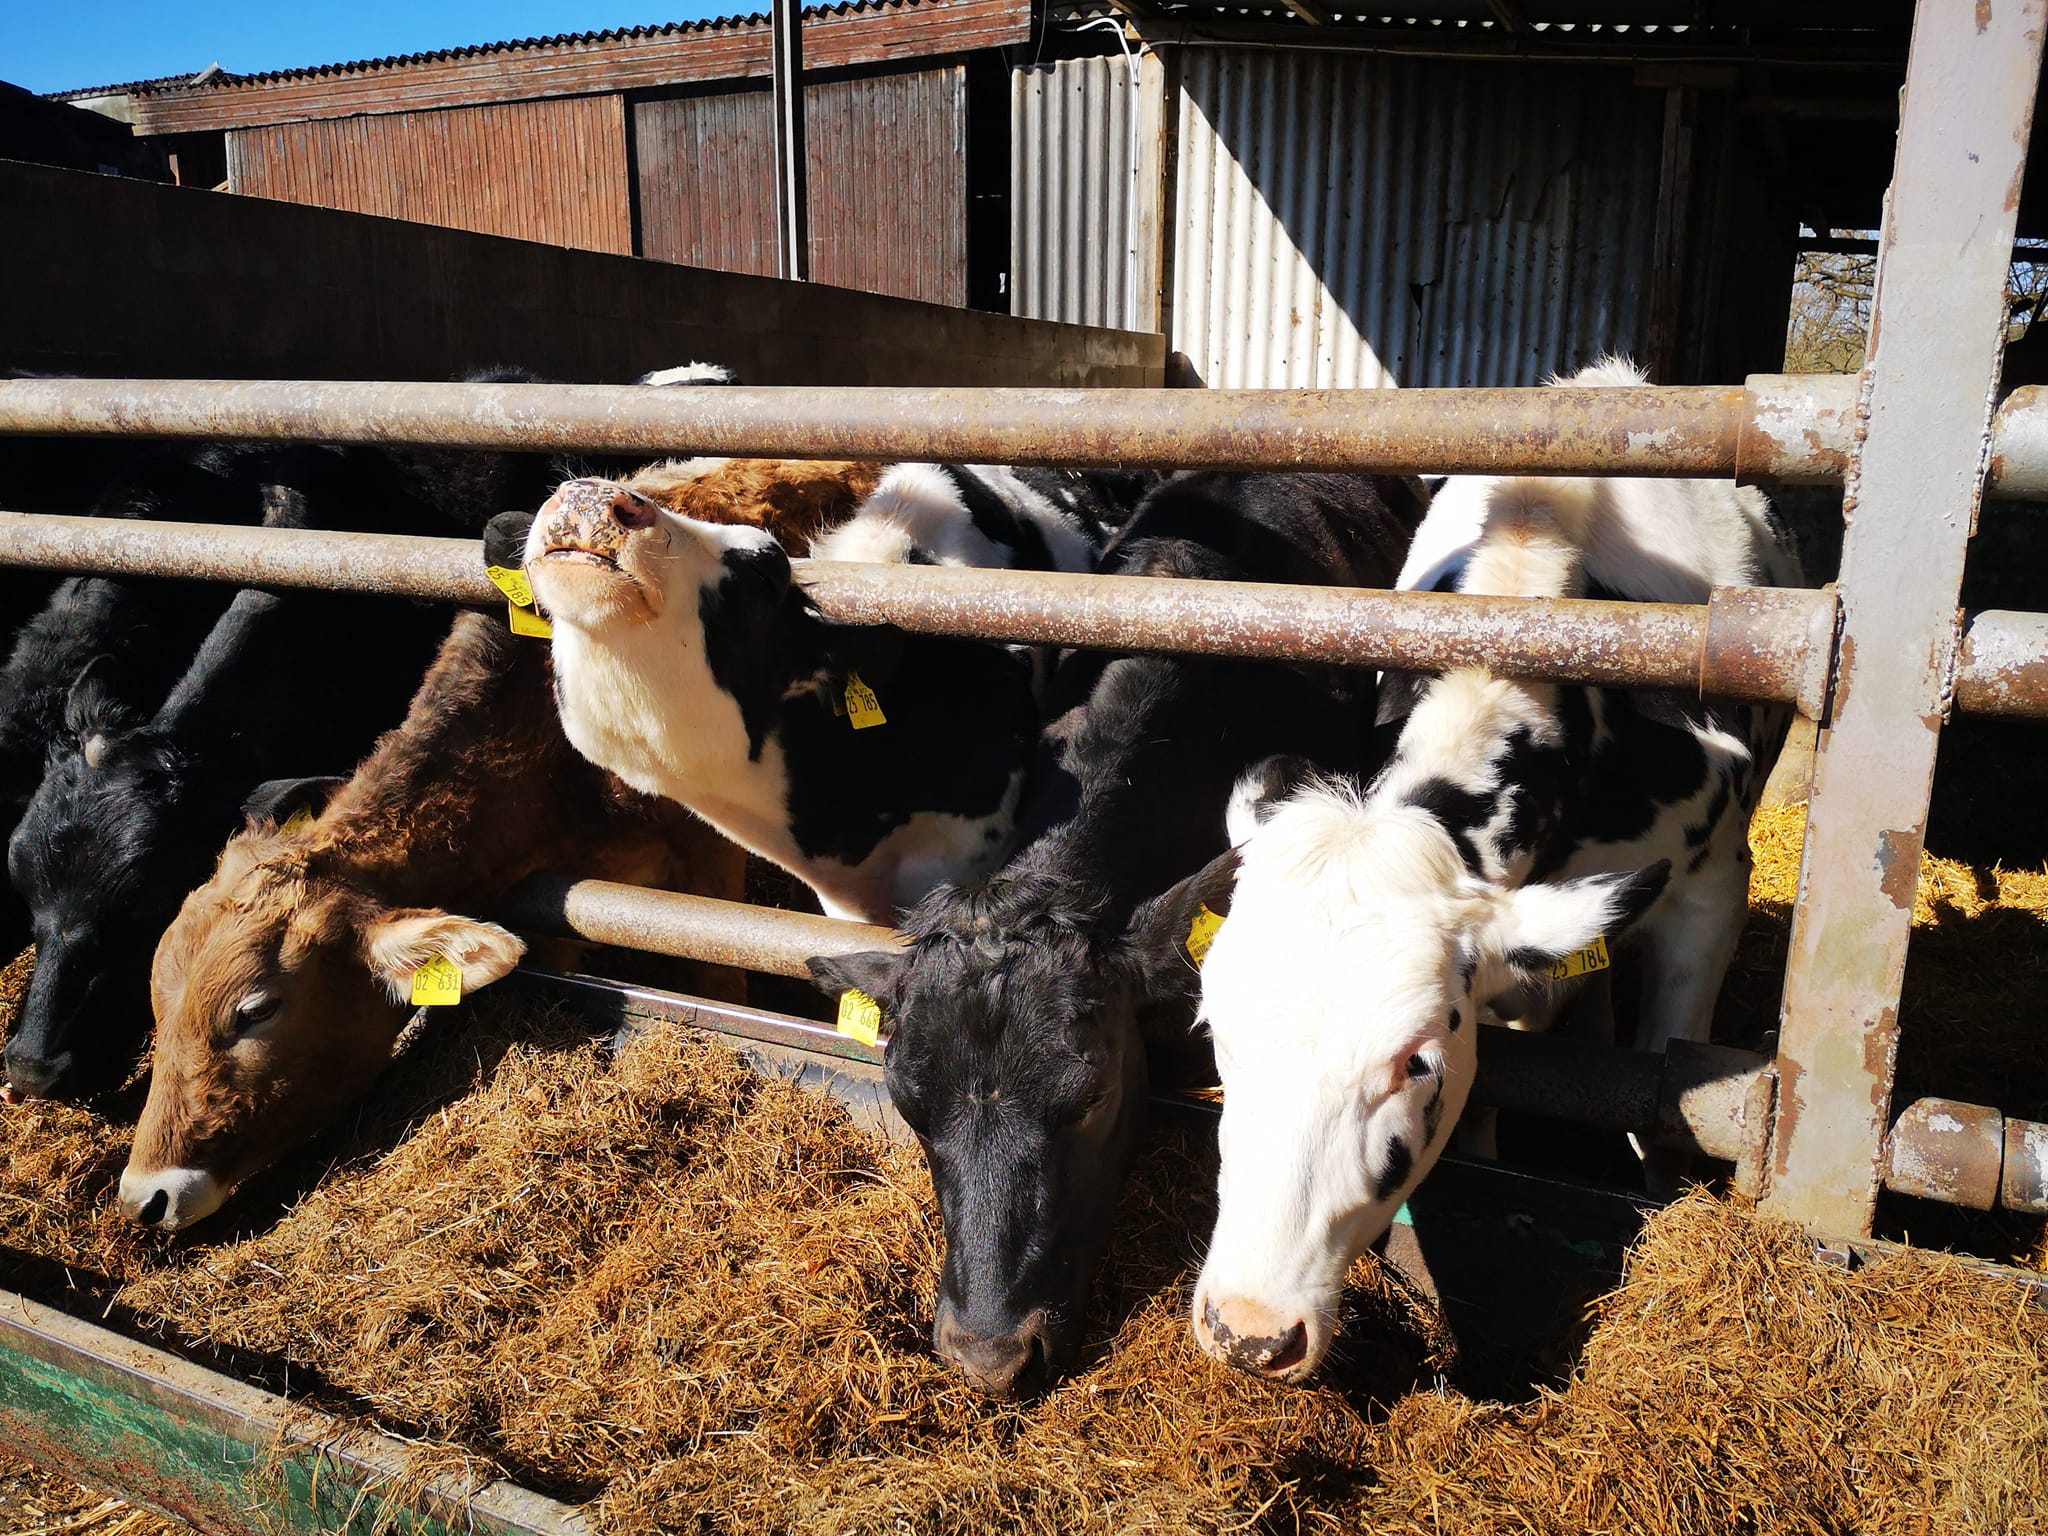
(233, 990), (282, 1032)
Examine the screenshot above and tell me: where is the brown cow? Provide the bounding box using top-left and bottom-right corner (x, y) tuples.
(118, 458), (883, 1230)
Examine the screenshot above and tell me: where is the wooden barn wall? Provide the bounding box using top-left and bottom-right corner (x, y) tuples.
(227, 95), (633, 256)
(633, 64), (966, 306)
(1, 160), (1161, 388)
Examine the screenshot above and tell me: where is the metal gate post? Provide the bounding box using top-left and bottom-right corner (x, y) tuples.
(1760, 0), (2046, 1234)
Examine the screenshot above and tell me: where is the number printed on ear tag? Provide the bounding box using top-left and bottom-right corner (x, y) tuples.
(1185, 904), (1227, 967)
(843, 672), (886, 730)
(1544, 935), (1611, 983)
(836, 988), (883, 1047)
(485, 564), (536, 608)
(410, 954), (464, 1007)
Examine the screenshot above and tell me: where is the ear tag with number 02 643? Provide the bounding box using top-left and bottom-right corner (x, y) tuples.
(410, 954), (465, 1008)
(843, 672), (886, 730)
(836, 988), (883, 1047)
(1185, 904), (1227, 967)
(1544, 934), (1611, 984)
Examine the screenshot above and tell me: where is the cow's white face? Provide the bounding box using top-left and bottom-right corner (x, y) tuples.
(528, 476), (773, 630)
(1192, 780), (1661, 1383)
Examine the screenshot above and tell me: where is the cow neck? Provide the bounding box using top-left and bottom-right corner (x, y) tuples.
(307, 614), (599, 908)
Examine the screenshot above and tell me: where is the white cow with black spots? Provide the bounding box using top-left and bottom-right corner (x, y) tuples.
(1178, 357), (1801, 1383)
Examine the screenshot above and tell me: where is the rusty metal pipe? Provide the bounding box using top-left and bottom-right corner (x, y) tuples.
(501, 876), (902, 977)
(0, 376), (1760, 476)
(1953, 610), (2048, 717)
(1884, 1097), (2048, 1216)
(0, 513), (1843, 704)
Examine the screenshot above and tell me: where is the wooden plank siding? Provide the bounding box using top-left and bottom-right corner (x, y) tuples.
(633, 65), (966, 304)
(227, 96), (633, 255)
(129, 0), (1028, 135)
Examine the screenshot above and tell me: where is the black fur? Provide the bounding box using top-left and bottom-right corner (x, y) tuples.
(807, 470), (1427, 1394)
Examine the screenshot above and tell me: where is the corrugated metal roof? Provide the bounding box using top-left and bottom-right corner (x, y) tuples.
(45, 0), (959, 102)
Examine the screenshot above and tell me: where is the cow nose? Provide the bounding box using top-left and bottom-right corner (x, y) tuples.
(603, 486), (659, 533)
(934, 1304), (1052, 1400)
(4, 1045), (73, 1101)
(1197, 1293), (1311, 1379)
(116, 1166), (225, 1230)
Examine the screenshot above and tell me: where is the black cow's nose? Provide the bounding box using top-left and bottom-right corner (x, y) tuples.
(935, 1306), (1052, 1399)
(4, 1047), (72, 1101)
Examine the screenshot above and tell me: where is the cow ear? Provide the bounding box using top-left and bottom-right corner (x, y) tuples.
(1119, 847), (1241, 1003)
(483, 509), (537, 573)
(63, 656), (132, 742)
(805, 948), (909, 1008)
(1479, 861), (1669, 994)
(1225, 756), (1316, 847)
(359, 907), (525, 1005)
(242, 775), (347, 833)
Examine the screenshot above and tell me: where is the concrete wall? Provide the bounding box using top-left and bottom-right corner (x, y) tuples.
(1, 160), (1163, 387)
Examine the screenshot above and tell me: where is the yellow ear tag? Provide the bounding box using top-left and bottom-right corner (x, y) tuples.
(836, 987), (883, 1047)
(1185, 904), (1226, 967)
(1544, 934), (1611, 984)
(507, 602), (553, 639)
(843, 672), (886, 730)
(409, 954), (464, 1008)
(281, 805), (314, 833)
(485, 564), (536, 608)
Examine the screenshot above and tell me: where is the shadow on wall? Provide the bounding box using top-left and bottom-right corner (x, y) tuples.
(1172, 52), (1666, 390)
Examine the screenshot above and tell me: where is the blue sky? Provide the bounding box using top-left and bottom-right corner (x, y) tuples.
(3, 1), (737, 96)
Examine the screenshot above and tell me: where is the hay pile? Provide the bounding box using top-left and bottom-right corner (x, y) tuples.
(0, 789), (2043, 1532)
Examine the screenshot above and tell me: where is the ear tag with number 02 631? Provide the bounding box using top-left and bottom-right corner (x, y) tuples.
(410, 954), (465, 1008)
(836, 988), (883, 1047)
(282, 805), (315, 833)
(1544, 934), (1611, 984)
(843, 672), (887, 730)
(1185, 904), (1227, 967)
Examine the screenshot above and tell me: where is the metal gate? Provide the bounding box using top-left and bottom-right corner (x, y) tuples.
(2, 0), (2045, 1246)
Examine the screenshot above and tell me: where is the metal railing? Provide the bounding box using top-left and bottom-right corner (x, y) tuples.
(0, 0), (2041, 1244)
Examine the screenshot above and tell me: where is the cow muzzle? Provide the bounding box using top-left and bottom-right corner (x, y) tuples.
(1193, 1289), (1315, 1381)
(934, 1302), (1057, 1400)
(116, 1165), (225, 1231)
(533, 478), (660, 566)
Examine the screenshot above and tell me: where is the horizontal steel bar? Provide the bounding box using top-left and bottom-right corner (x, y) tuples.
(0, 514), (1841, 707)
(0, 372), (1924, 484)
(1953, 609), (2048, 717)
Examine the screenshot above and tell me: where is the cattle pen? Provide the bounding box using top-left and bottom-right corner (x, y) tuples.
(1, 0), (2046, 1531)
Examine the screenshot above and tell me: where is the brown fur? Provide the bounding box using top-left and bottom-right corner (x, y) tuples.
(129, 459), (876, 1204)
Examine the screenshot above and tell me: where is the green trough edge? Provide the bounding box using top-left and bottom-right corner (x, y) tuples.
(0, 1289), (585, 1536)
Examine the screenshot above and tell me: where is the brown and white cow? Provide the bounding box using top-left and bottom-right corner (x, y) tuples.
(115, 455), (883, 1230)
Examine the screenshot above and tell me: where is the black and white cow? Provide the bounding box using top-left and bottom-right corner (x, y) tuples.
(805, 470), (1429, 1398)
(525, 460), (1151, 923)
(1180, 358), (1800, 1384)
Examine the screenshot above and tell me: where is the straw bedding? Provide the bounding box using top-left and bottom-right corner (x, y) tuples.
(0, 795), (2042, 1532)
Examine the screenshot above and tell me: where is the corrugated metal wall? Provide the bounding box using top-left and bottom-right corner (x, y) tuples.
(634, 64), (966, 306)
(1011, 52), (1164, 330)
(1011, 48), (1669, 387)
(1173, 50), (1665, 388)
(227, 96), (633, 255)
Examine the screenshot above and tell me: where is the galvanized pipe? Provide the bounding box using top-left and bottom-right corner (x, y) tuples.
(0, 513), (1840, 706)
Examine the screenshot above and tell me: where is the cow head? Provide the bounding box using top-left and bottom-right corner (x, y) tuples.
(116, 778), (523, 1231)
(4, 667), (229, 1098)
(1173, 770), (1667, 1383)
(806, 857), (1236, 1399)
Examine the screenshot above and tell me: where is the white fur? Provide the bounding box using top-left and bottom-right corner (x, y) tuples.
(1194, 358), (1799, 1379)
(809, 463), (1098, 573)
(116, 1164), (225, 1231)
(637, 362), (735, 387)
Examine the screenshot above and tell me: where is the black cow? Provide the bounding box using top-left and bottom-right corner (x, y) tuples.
(805, 470), (1429, 1398)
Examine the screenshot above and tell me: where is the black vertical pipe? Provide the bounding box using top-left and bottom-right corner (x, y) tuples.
(772, 0), (810, 282)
